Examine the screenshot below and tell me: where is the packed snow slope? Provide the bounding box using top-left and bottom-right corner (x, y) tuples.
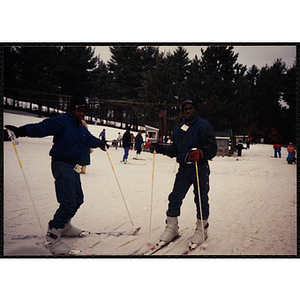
(3, 110), (297, 256)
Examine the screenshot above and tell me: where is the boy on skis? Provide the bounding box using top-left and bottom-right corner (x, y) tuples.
(6, 92), (106, 255)
(151, 97), (217, 248)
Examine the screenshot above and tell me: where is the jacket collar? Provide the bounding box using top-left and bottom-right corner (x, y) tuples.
(67, 112), (81, 127)
(184, 115), (200, 125)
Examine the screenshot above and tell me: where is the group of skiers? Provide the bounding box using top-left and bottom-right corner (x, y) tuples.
(120, 127), (144, 163)
(6, 94), (217, 255)
(99, 126), (148, 164)
(273, 142), (297, 163)
(236, 139), (296, 164)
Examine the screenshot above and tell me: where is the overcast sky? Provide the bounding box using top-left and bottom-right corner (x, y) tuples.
(94, 45), (296, 70)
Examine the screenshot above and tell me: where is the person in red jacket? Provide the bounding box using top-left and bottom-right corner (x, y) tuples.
(287, 142), (295, 154)
(273, 144), (281, 158)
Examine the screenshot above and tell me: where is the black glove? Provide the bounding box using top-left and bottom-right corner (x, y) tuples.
(5, 125), (27, 138)
(150, 143), (158, 153)
(100, 141), (107, 151)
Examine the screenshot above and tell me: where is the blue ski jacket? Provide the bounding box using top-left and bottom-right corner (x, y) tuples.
(156, 115), (217, 166)
(25, 113), (104, 165)
(134, 133), (143, 148)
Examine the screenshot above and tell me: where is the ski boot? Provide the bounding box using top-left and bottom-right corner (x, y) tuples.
(45, 223), (72, 255)
(158, 214), (179, 244)
(61, 220), (89, 237)
(190, 219), (209, 245)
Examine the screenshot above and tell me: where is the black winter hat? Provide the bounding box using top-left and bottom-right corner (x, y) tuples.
(181, 97), (198, 111)
(70, 92), (87, 111)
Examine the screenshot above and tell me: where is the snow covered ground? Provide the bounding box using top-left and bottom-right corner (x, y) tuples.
(3, 110), (297, 257)
(2, 109), (298, 299)
(4, 113), (297, 256)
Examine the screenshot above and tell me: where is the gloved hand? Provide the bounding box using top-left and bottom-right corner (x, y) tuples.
(100, 143), (107, 151)
(188, 149), (203, 161)
(5, 125), (27, 138)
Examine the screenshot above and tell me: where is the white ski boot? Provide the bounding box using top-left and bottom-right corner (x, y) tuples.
(190, 219), (209, 245)
(45, 225), (72, 255)
(61, 220), (89, 237)
(159, 215), (179, 244)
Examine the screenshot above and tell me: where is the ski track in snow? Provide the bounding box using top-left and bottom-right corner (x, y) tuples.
(3, 110), (297, 256)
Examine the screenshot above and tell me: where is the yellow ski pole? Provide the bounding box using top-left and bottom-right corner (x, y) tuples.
(149, 149), (155, 245)
(6, 128), (47, 244)
(195, 160), (208, 248)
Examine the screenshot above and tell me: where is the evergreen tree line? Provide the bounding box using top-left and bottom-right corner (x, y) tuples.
(3, 45), (296, 144)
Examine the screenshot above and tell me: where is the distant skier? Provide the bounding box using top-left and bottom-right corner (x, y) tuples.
(286, 151), (297, 164)
(273, 143), (282, 158)
(99, 128), (106, 139)
(134, 131), (144, 158)
(151, 97), (217, 249)
(5, 92), (106, 255)
(246, 138), (250, 149)
(117, 132), (122, 147)
(144, 134), (151, 151)
(99, 128), (109, 149)
(287, 142), (295, 154)
(121, 126), (131, 163)
(236, 140), (246, 157)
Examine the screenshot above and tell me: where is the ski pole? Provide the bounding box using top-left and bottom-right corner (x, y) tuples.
(195, 160), (207, 248)
(106, 150), (134, 226)
(149, 150), (155, 244)
(6, 128), (47, 244)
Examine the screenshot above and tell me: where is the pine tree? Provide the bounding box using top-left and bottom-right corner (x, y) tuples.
(107, 46), (141, 100)
(55, 46), (99, 96)
(281, 64), (296, 143)
(197, 46), (247, 132)
(253, 59), (287, 142)
(184, 54), (204, 101)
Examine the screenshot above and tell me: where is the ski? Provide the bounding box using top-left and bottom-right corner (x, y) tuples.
(12, 227), (141, 240)
(182, 239), (208, 255)
(141, 234), (181, 256)
(182, 243), (199, 255)
(34, 242), (84, 256)
(94, 226), (141, 237)
(140, 227), (189, 256)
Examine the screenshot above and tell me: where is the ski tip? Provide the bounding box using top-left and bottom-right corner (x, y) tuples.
(201, 242), (208, 249)
(79, 231), (90, 237)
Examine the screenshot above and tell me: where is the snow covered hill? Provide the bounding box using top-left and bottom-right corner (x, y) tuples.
(3, 110), (297, 256)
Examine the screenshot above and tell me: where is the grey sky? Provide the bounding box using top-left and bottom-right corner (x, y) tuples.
(94, 45), (296, 70)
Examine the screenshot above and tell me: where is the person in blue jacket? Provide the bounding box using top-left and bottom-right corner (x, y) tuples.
(5, 92), (106, 255)
(134, 130), (144, 158)
(286, 151), (297, 164)
(151, 97), (217, 247)
(121, 126), (131, 163)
